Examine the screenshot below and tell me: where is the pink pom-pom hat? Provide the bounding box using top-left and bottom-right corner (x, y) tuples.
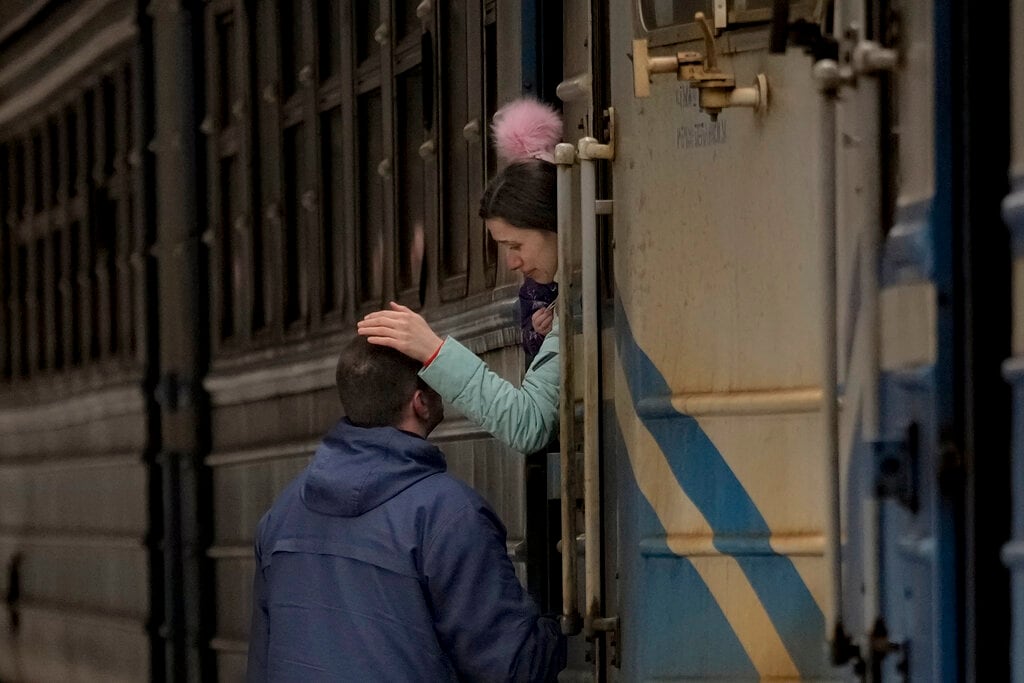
(491, 98), (562, 164)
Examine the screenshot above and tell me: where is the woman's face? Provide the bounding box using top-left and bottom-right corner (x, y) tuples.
(486, 217), (559, 284)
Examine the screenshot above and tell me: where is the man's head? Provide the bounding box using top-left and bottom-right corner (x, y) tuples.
(336, 336), (444, 436)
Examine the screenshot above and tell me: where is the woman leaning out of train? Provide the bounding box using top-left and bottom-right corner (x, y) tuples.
(357, 98), (562, 454)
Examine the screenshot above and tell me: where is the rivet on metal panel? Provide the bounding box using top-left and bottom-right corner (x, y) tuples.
(298, 65), (314, 86)
(374, 23), (389, 46)
(462, 118), (480, 142)
(556, 72), (592, 103)
(377, 158), (392, 178)
(416, 0), (432, 19)
(418, 139), (436, 159)
(301, 190), (317, 211)
(262, 84), (277, 104)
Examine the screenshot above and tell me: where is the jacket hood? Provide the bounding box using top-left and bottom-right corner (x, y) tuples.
(301, 419), (446, 517)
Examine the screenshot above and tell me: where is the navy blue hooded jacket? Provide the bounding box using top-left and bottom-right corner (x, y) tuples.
(246, 419), (566, 682)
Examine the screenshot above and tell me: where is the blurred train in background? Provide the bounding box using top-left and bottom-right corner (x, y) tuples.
(0, 0), (1020, 680)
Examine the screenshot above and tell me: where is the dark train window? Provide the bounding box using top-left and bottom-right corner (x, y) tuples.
(219, 157), (238, 339)
(638, 0), (709, 30)
(395, 0), (419, 43)
(34, 238), (45, 370)
(0, 144), (9, 380)
(396, 65), (425, 301)
(48, 120), (59, 205)
(318, 0), (341, 80)
(31, 132), (43, 213)
(355, 0), (381, 65)
(482, 13), (498, 285)
(320, 107), (345, 315)
(69, 222), (82, 367)
(439, 1), (470, 297)
(66, 108), (78, 197)
(282, 123), (306, 326)
(51, 232), (64, 370)
(0, 52), (140, 385)
(195, 0), (507, 359)
(635, 0), (816, 48)
(279, 2), (305, 98)
(16, 244), (28, 376)
(217, 13), (237, 126)
(356, 90), (384, 307)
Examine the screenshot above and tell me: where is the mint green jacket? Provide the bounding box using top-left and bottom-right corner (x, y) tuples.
(419, 320), (560, 454)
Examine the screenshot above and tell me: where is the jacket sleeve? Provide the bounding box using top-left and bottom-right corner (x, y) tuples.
(419, 319), (560, 454)
(424, 503), (566, 682)
(245, 531), (269, 682)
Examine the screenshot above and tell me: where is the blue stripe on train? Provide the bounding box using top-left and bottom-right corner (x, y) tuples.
(614, 293), (828, 677)
(610, 413), (759, 679)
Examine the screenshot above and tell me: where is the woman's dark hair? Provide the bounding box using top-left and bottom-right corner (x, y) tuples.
(335, 336), (431, 427)
(478, 159), (557, 232)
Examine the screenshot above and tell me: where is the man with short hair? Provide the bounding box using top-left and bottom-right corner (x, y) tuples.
(246, 337), (566, 682)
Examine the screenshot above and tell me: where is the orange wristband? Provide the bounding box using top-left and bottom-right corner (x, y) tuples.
(422, 340), (444, 368)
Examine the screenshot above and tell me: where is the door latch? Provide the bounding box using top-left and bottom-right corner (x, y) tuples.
(631, 13), (767, 120)
(873, 422), (919, 512)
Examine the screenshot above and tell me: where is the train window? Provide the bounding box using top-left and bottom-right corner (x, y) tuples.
(636, 0), (814, 48)
(51, 232), (63, 370)
(482, 11), (498, 288)
(282, 123), (306, 327)
(69, 222), (82, 367)
(356, 90), (385, 308)
(219, 157), (238, 338)
(320, 107), (345, 316)
(16, 245), (27, 376)
(193, 0), (503, 361)
(0, 144), (9, 381)
(638, 0), (709, 31)
(0, 56), (141, 385)
(439, 0), (471, 299)
(34, 239), (45, 370)
(395, 64), (426, 304)
(318, 0), (342, 81)
(395, 0), (420, 43)
(355, 0), (381, 65)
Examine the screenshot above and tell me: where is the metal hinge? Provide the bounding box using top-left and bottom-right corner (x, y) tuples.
(586, 616), (621, 669)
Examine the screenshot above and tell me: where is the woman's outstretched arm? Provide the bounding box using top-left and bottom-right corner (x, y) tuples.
(358, 302), (560, 454)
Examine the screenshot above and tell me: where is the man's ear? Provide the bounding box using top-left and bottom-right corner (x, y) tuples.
(411, 389), (431, 421)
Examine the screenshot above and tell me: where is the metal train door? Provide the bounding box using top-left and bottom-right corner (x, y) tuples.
(606, 2), (836, 679)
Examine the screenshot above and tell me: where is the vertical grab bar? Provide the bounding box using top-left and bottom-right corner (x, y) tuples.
(813, 61), (849, 657)
(554, 142), (581, 635)
(578, 112), (616, 640)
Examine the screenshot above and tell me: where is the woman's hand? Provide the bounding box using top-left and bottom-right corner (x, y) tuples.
(531, 306), (554, 336)
(357, 302), (444, 363)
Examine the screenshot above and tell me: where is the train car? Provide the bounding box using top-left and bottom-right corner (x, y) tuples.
(0, 0), (1018, 681)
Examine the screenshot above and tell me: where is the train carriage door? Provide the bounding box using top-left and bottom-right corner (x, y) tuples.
(606, 2), (838, 680)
